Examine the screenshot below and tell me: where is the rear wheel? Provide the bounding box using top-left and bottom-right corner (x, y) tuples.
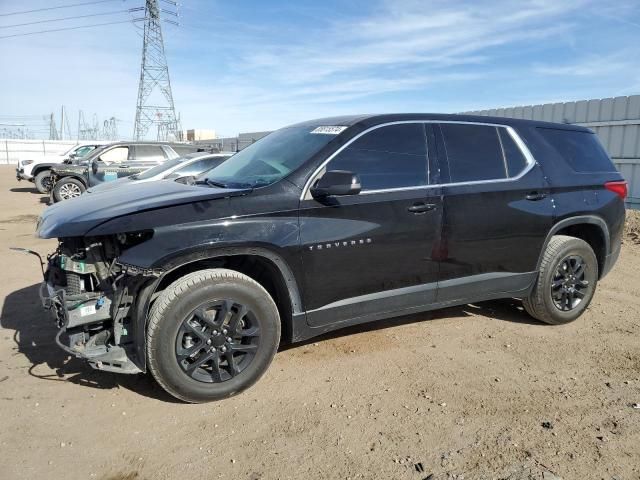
(34, 170), (53, 193)
(52, 177), (85, 202)
(523, 235), (598, 324)
(147, 269), (281, 403)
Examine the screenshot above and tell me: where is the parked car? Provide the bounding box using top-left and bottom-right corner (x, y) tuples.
(86, 152), (232, 194)
(49, 141), (202, 202)
(16, 141), (109, 193)
(32, 114), (626, 402)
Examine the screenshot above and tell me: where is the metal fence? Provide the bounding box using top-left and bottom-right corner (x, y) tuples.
(1, 139), (79, 165)
(465, 95), (640, 209)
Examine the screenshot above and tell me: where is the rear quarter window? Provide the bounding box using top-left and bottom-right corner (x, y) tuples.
(537, 128), (615, 172)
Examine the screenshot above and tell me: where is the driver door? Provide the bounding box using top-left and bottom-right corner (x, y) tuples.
(298, 123), (443, 328)
(90, 146), (130, 184)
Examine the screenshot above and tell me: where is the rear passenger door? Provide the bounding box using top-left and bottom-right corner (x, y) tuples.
(434, 122), (553, 302)
(128, 145), (168, 177)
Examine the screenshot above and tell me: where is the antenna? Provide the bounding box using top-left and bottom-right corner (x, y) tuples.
(133, 0), (178, 141)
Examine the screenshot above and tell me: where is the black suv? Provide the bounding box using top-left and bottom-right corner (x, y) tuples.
(49, 142), (200, 202)
(32, 114), (626, 402)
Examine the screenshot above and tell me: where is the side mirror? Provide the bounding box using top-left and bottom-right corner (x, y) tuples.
(175, 175), (196, 185)
(310, 170), (361, 198)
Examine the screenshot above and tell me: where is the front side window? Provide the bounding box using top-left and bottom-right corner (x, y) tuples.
(99, 146), (129, 164)
(327, 123), (428, 191)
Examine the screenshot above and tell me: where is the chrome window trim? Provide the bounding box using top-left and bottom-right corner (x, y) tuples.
(300, 120), (537, 200)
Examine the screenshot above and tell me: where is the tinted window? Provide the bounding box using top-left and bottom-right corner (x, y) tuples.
(135, 157), (185, 180)
(440, 124), (506, 182)
(135, 145), (166, 160)
(99, 146), (129, 164)
(538, 128), (615, 172)
(328, 123), (428, 190)
(74, 145), (96, 157)
(172, 145), (200, 156)
(174, 157), (227, 177)
(498, 128), (527, 176)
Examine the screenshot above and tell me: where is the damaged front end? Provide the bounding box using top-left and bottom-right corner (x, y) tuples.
(40, 232), (158, 374)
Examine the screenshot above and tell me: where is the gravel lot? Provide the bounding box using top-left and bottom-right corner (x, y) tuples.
(1, 165), (639, 480)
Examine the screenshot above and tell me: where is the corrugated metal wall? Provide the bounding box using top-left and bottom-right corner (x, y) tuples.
(465, 95), (640, 209)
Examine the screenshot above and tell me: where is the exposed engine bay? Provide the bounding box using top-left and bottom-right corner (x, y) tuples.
(40, 232), (155, 373)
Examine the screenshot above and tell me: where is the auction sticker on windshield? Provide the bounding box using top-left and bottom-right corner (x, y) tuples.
(311, 126), (347, 135)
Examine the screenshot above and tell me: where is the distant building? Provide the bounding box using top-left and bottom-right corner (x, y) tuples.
(194, 130), (271, 152)
(183, 129), (217, 141)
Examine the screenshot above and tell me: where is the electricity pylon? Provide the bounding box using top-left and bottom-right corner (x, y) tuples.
(133, 0), (179, 141)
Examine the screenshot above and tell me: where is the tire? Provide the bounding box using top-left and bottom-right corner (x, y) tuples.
(34, 170), (53, 194)
(523, 235), (598, 325)
(147, 269), (281, 403)
(52, 177), (85, 202)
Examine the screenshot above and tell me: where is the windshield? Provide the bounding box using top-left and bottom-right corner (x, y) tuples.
(202, 126), (341, 188)
(134, 157), (185, 180)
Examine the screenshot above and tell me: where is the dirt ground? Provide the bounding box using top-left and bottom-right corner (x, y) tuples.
(0, 165), (639, 480)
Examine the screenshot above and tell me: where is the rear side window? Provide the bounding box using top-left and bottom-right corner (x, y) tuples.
(328, 123), (428, 190)
(135, 145), (166, 161)
(440, 124), (506, 182)
(537, 128), (614, 172)
(498, 129), (528, 176)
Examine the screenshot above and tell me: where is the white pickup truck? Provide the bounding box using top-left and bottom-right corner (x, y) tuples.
(16, 141), (109, 193)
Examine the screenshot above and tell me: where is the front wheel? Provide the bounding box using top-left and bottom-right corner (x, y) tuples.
(34, 170), (53, 193)
(147, 269), (281, 403)
(523, 235), (598, 325)
(52, 177), (85, 202)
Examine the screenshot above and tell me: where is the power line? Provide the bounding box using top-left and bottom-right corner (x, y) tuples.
(0, 8), (145, 29)
(0, 18), (144, 39)
(0, 0), (123, 17)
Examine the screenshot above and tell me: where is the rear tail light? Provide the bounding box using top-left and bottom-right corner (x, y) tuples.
(604, 180), (628, 199)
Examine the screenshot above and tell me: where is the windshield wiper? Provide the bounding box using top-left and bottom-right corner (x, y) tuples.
(196, 178), (229, 188)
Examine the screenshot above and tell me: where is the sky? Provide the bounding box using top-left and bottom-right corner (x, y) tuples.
(0, 0), (639, 138)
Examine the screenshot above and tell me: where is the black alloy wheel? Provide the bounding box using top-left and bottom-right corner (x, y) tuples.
(146, 269), (280, 403)
(175, 300), (260, 383)
(551, 255), (589, 311)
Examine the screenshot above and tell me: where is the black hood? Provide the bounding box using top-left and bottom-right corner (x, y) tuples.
(37, 180), (249, 238)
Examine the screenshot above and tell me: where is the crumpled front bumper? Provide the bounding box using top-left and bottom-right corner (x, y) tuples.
(16, 168), (31, 181)
(40, 273), (141, 374)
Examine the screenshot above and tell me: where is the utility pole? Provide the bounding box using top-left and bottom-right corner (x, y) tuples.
(49, 113), (59, 140)
(60, 105), (65, 140)
(133, 0), (179, 141)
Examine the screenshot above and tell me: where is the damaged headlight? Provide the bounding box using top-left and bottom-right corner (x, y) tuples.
(115, 230), (154, 248)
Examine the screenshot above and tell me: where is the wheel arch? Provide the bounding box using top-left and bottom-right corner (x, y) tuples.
(538, 215), (610, 278)
(55, 173), (88, 188)
(131, 247), (303, 372)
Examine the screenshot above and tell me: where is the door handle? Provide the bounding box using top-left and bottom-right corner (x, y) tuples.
(408, 202), (437, 213)
(525, 191), (547, 201)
